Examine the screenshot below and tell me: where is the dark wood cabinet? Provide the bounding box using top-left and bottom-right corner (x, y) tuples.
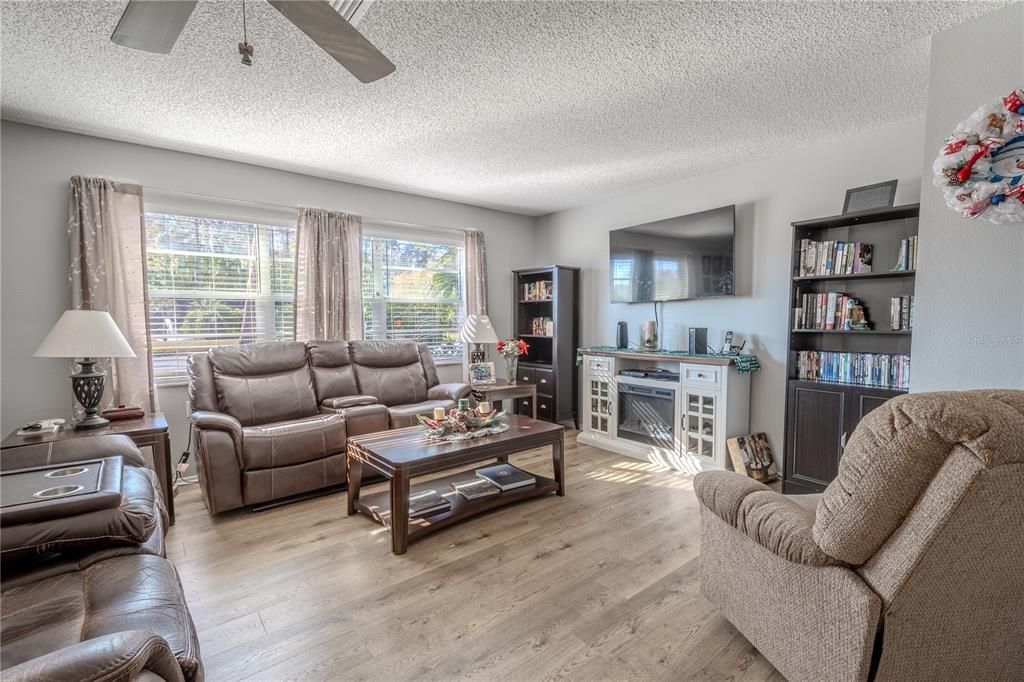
(512, 265), (580, 426)
(783, 380), (904, 494)
(783, 204), (918, 493)
(784, 381), (847, 493)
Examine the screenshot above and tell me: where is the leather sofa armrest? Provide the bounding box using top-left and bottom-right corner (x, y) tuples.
(427, 383), (472, 402)
(321, 395), (378, 410)
(1, 434), (146, 471)
(695, 470), (840, 567)
(2, 630), (185, 682)
(190, 411), (243, 442)
(339, 404), (391, 438)
(189, 411), (245, 514)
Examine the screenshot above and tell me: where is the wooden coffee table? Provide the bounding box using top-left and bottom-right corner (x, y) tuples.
(346, 414), (564, 554)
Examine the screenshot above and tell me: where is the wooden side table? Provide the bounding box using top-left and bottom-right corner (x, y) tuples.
(1, 413), (175, 525)
(470, 379), (538, 419)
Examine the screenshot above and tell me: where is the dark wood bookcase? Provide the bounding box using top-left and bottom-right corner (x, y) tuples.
(783, 204), (919, 493)
(511, 265), (580, 426)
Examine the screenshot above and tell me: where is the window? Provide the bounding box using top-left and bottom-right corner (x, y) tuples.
(361, 233), (464, 362)
(145, 212), (296, 384)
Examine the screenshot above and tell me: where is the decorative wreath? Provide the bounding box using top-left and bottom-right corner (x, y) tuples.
(932, 88), (1024, 223)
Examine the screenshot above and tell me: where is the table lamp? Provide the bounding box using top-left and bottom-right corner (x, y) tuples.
(34, 310), (136, 430)
(459, 314), (499, 363)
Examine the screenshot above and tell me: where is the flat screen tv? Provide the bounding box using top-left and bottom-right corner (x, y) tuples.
(609, 205), (735, 303)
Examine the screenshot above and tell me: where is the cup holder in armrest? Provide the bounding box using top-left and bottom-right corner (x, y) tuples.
(33, 485), (85, 499)
(44, 466), (89, 479)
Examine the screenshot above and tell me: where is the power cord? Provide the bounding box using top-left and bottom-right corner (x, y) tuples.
(173, 420), (199, 487)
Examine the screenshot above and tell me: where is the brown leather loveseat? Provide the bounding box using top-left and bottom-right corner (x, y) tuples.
(187, 339), (471, 513)
(0, 435), (202, 682)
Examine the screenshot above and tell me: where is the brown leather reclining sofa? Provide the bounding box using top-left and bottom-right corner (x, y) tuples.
(187, 339), (471, 513)
(0, 435), (202, 682)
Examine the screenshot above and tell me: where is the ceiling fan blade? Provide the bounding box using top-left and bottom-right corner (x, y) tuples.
(268, 0), (395, 83)
(110, 0), (197, 54)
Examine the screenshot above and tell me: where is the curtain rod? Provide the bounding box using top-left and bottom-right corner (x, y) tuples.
(142, 185), (473, 236)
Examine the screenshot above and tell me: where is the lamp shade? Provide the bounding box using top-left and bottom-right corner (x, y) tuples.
(459, 314), (499, 344)
(34, 310), (136, 359)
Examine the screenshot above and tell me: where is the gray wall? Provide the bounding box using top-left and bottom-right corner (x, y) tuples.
(535, 119), (926, 451)
(911, 3), (1024, 391)
(0, 122), (537, 452)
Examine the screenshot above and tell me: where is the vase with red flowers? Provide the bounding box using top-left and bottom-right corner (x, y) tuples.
(497, 338), (529, 384)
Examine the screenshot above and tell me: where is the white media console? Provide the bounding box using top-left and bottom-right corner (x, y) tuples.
(577, 348), (751, 473)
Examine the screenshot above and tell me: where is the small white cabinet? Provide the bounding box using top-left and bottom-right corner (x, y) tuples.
(682, 389), (718, 462)
(584, 356), (615, 436)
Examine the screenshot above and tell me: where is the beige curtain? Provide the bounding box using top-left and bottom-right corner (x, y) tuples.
(295, 207), (363, 341)
(68, 175), (156, 412)
(464, 229), (488, 316)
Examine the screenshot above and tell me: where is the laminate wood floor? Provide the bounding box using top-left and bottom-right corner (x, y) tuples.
(166, 431), (782, 681)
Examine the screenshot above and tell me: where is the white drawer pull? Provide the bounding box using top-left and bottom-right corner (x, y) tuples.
(540, 378), (547, 383)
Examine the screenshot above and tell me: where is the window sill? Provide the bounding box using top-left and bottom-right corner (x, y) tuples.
(434, 357), (464, 366)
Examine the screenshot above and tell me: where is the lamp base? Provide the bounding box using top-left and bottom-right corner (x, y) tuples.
(74, 414), (110, 430)
(71, 358), (108, 431)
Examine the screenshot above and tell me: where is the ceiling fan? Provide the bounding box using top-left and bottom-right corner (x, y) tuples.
(110, 0), (395, 83)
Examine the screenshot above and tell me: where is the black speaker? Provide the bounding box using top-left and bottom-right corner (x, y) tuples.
(616, 321), (628, 349)
(688, 327), (708, 354)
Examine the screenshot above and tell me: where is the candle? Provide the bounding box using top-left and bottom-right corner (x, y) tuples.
(479, 401), (492, 414)
(433, 407), (446, 420)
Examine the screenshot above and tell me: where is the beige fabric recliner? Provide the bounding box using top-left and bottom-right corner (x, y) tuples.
(695, 389), (1024, 682)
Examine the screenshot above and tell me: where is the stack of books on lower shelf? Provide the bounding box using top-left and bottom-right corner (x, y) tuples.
(408, 489), (451, 518)
(795, 351), (910, 390)
(449, 463), (536, 500)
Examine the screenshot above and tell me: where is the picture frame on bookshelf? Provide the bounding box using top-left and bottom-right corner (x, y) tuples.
(468, 361), (496, 385)
(843, 180), (897, 214)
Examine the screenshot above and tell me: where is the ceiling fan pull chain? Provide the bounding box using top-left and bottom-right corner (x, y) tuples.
(238, 0), (254, 66)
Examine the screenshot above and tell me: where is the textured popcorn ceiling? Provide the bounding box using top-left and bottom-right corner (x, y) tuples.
(0, 1), (1007, 215)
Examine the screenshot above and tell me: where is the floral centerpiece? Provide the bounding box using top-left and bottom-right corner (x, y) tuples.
(497, 338), (529, 383)
(417, 401), (509, 441)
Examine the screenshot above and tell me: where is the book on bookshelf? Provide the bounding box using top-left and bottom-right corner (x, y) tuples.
(795, 350), (910, 390)
(798, 239), (872, 276)
(889, 295), (914, 331)
(795, 293), (865, 331)
(892, 236), (918, 271)
(520, 281), (553, 301)
(530, 317), (553, 336)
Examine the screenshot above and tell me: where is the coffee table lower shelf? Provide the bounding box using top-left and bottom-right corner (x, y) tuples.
(354, 468), (559, 543)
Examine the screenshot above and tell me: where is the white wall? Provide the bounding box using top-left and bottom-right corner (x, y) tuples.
(911, 3), (1024, 390)
(536, 119), (925, 450)
(0, 122), (537, 452)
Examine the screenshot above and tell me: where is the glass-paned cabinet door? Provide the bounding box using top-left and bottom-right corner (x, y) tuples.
(588, 377), (612, 434)
(683, 390), (717, 459)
